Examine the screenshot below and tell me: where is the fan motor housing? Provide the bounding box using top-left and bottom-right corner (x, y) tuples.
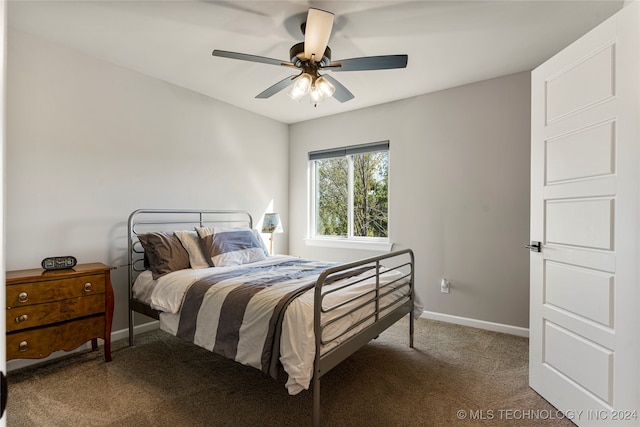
(289, 42), (331, 67)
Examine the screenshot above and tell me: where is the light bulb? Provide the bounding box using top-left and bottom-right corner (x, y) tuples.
(287, 73), (312, 101)
(310, 85), (325, 106)
(288, 86), (305, 101)
(315, 75), (335, 98)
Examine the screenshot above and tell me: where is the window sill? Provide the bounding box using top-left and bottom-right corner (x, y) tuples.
(304, 238), (393, 252)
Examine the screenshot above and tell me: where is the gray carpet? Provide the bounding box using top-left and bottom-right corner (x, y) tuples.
(6, 318), (574, 426)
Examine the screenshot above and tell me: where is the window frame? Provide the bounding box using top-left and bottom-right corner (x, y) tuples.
(306, 141), (392, 251)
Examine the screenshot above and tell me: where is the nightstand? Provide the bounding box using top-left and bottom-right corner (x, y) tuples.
(5, 262), (114, 362)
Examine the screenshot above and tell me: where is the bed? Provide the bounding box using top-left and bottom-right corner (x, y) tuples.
(127, 209), (416, 426)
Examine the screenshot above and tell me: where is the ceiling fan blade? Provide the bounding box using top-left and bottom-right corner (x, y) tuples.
(304, 8), (334, 63)
(328, 55), (408, 71)
(212, 50), (293, 67)
(255, 76), (296, 99)
(321, 74), (354, 103)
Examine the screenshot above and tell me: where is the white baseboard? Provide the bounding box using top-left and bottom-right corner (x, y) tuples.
(7, 321), (160, 372)
(112, 320), (160, 342)
(8, 313), (528, 372)
(420, 310), (529, 338)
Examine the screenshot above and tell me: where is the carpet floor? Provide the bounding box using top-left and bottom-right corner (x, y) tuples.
(6, 318), (574, 426)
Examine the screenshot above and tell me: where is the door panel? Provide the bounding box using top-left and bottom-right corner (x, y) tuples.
(545, 261), (613, 327)
(545, 43), (615, 123)
(530, 3), (639, 425)
(545, 198), (614, 250)
(545, 321), (613, 403)
(546, 121), (615, 183)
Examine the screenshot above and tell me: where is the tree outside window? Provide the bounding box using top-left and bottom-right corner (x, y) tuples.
(311, 142), (389, 240)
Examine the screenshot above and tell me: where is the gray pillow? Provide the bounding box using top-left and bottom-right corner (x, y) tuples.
(196, 226), (266, 267)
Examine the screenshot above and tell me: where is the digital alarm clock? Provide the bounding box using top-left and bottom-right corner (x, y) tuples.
(41, 256), (77, 271)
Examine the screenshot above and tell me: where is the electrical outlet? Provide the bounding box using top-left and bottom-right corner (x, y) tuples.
(440, 278), (450, 294)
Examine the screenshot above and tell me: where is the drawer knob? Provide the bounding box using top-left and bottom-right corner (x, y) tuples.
(18, 292), (28, 303)
(19, 341), (28, 352)
(15, 314), (28, 323)
(84, 282), (92, 292)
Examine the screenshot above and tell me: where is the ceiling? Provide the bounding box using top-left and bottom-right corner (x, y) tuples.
(8, 0), (624, 124)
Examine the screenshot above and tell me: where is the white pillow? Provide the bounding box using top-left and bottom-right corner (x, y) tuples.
(196, 226), (266, 267)
(174, 230), (210, 269)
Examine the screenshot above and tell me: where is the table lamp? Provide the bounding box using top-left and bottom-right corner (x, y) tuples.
(261, 213), (283, 255)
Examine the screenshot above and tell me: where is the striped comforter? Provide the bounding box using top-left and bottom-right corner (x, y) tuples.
(176, 259), (344, 378)
(144, 256), (411, 394)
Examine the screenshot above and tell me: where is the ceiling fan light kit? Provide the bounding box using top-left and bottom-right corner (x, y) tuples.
(309, 79), (333, 106)
(288, 72), (335, 107)
(212, 8), (408, 107)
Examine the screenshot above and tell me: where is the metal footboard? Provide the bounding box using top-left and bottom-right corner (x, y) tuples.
(312, 249), (415, 427)
(127, 209), (414, 427)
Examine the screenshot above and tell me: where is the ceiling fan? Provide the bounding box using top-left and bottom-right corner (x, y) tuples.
(212, 8), (408, 106)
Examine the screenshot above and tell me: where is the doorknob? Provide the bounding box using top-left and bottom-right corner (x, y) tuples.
(525, 241), (541, 252)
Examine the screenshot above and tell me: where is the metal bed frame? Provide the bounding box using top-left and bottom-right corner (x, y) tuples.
(127, 209), (415, 427)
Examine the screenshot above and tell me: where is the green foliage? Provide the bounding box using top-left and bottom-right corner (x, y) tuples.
(315, 151), (388, 238)
(353, 152), (388, 237)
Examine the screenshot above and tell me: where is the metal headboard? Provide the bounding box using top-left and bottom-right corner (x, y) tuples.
(127, 209), (253, 340)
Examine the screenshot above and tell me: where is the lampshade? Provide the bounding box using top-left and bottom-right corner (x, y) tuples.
(262, 213), (283, 233)
(315, 75), (335, 98)
(309, 85), (324, 106)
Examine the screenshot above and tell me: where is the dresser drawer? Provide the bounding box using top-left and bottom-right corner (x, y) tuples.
(7, 315), (105, 360)
(6, 294), (105, 332)
(6, 274), (105, 308)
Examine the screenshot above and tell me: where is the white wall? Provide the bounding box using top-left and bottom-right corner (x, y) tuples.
(6, 29), (290, 332)
(289, 71), (531, 328)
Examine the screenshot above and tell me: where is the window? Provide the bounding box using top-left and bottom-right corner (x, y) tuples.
(308, 141), (390, 249)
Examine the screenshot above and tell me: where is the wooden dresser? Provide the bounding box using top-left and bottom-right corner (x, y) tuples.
(5, 262), (114, 362)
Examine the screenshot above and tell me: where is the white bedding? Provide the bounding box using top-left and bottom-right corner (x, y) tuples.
(132, 255), (421, 395)
(133, 256), (295, 313)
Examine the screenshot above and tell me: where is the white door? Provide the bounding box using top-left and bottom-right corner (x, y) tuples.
(530, 3), (639, 426)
